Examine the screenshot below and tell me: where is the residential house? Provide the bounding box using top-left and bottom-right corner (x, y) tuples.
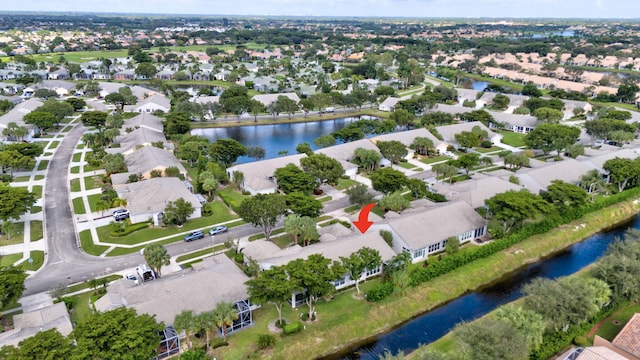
(586, 313), (640, 359)
(226, 153), (307, 195)
(489, 111), (538, 134)
(114, 177), (201, 225)
(512, 158), (593, 194)
(0, 302), (73, 347)
(124, 94), (171, 113)
(435, 121), (499, 148)
(122, 112), (164, 133)
(95, 255), (255, 343)
(108, 127), (167, 156)
(432, 174), (522, 209)
(316, 139), (382, 178)
(40, 80), (76, 97)
(124, 145), (187, 180)
(0, 97), (43, 140)
(384, 201), (487, 263)
(252, 92), (301, 107)
(371, 128), (448, 155)
(47, 69), (70, 80)
(113, 69), (136, 81)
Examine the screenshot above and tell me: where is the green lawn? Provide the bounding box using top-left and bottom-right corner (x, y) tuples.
(66, 274), (123, 294)
(84, 175), (100, 190)
(594, 302), (640, 341)
(499, 131), (527, 148)
(98, 204), (237, 245)
(218, 187), (250, 212)
(18, 251), (44, 271)
(34, 175), (44, 180)
(589, 101), (639, 112)
(47, 141), (60, 150)
(70, 178), (81, 192)
(474, 146), (503, 154)
(70, 166), (80, 174)
(335, 178), (359, 191)
(0, 222), (24, 245)
(175, 244), (227, 263)
(37, 160), (49, 171)
(72, 152), (82, 162)
(76, 144), (84, 150)
(79, 230), (109, 256)
(0, 253), (22, 267)
(84, 164), (99, 172)
(72, 197), (86, 214)
(69, 292), (93, 324)
(397, 161), (418, 170)
(420, 156), (451, 165)
(87, 193), (103, 213)
(12, 176), (30, 182)
(32, 185), (42, 199)
(30, 220), (43, 242)
(318, 196), (332, 203)
(249, 228), (286, 242)
(31, 206), (42, 213)
(272, 233), (295, 249)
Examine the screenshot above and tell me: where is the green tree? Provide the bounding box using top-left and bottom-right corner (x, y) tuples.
(1, 329), (73, 360)
(285, 192), (323, 218)
(455, 153), (480, 174)
(238, 193), (287, 241)
(389, 109), (415, 128)
(274, 163), (316, 194)
(522, 83), (542, 97)
(603, 157), (640, 192)
(486, 190), (554, 233)
(196, 310), (216, 350)
(0, 266), (27, 310)
(313, 134), (336, 148)
(286, 254), (343, 320)
(533, 107), (564, 123)
(455, 125), (488, 149)
(295, 142), (313, 156)
(2, 122), (29, 141)
(432, 163), (458, 184)
(0, 150), (35, 176)
(213, 302), (238, 342)
(199, 171), (218, 198)
(209, 139), (247, 168)
(495, 305), (546, 351)
(376, 140), (408, 164)
(541, 180), (589, 209)
(23, 111), (55, 133)
(246, 265), (295, 326)
(345, 183), (375, 206)
(454, 318), (529, 360)
(378, 191), (410, 212)
(80, 111), (108, 132)
(65, 97), (86, 111)
(164, 112), (191, 136)
(172, 311), (199, 347)
(592, 230), (640, 302)
(275, 96), (299, 119)
(135, 62), (157, 78)
(445, 236), (460, 255)
(163, 198), (195, 226)
(371, 167), (407, 194)
(340, 247), (382, 296)
(352, 147), (381, 174)
(490, 94), (510, 110)
(143, 243), (171, 277)
(103, 153), (126, 174)
(248, 99), (265, 122)
(300, 153), (344, 186)
(0, 184), (36, 221)
(71, 307), (162, 360)
(179, 141), (207, 166)
(412, 137), (434, 156)
(525, 123), (580, 155)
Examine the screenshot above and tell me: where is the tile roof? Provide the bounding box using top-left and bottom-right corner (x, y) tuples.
(613, 313), (640, 358)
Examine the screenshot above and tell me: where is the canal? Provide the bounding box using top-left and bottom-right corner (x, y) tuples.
(322, 215), (640, 359)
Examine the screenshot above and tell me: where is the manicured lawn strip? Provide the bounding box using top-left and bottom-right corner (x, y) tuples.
(30, 220), (43, 242)
(175, 244), (227, 263)
(48, 141), (60, 150)
(248, 228), (285, 242)
(499, 131), (528, 148)
(32, 185), (43, 199)
(18, 251), (44, 271)
(593, 302), (640, 341)
(76, 143), (84, 150)
(84, 164), (99, 172)
(12, 176), (30, 182)
(87, 193), (102, 212)
(272, 234), (294, 249)
(37, 160), (49, 171)
(419, 156), (450, 165)
(97, 206), (237, 245)
(84, 175), (100, 190)
(474, 146), (503, 154)
(213, 196), (640, 360)
(105, 235), (183, 256)
(31, 206), (42, 213)
(397, 161), (417, 169)
(218, 187), (249, 212)
(344, 205), (360, 213)
(70, 178), (81, 192)
(335, 178), (359, 191)
(318, 196), (332, 203)
(589, 101), (639, 112)
(69, 292), (93, 324)
(0, 222), (25, 245)
(72, 197), (86, 214)
(79, 230), (109, 256)
(70, 166), (80, 174)
(66, 274), (123, 294)
(72, 152), (82, 162)
(34, 175), (44, 180)
(0, 253), (22, 267)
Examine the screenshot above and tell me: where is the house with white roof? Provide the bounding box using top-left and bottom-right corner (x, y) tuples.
(0, 97), (43, 140)
(0, 302), (72, 347)
(123, 146), (187, 180)
(124, 94), (171, 113)
(122, 112), (164, 133)
(316, 139), (382, 179)
(108, 127), (167, 156)
(512, 158), (593, 194)
(226, 154), (307, 195)
(252, 92), (300, 107)
(433, 174), (522, 209)
(371, 128), (448, 155)
(435, 121), (499, 148)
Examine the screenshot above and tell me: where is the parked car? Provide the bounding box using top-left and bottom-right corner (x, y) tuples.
(125, 273), (137, 281)
(113, 209), (129, 221)
(208, 225), (228, 236)
(184, 230), (205, 242)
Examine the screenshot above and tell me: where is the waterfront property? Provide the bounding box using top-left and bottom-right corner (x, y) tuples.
(226, 153), (307, 195)
(587, 313), (640, 360)
(383, 201), (487, 263)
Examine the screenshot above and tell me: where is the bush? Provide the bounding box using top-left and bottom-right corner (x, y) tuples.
(283, 321), (304, 335)
(108, 222), (149, 237)
(481, 140), (492, 148)
(380, 230), (393, 247)
(275, 319), (287, 328)
(210, 339), (229, 349)
(242, 190), (251, 195)
(426, 191), (447, 202)
(365, 281), (394, 302)
(234, 252), (244, 263)
(573, 335), (589, 347)
(256, 334), (276, 349)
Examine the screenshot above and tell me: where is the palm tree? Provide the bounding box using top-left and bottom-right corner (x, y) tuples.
(197, 310), (216, 349)
(143, 243), (170, 277)
(213, 302), (238, 342)
(95, 199), (110, 216)
(174, 310), (198, 349)
(112, 197), (127, 209)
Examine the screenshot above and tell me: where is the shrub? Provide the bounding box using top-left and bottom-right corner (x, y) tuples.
(300, 312), (317, 321)
(481, 140), (492, 148)
(234, 252), (244, 263)
(242, 190), (251, 195)
(283, 321), (304, 335)
(108, 222), (149, 237)
(365, 281), (394, 302)
(256, 334), (276, 349)
(380, 230), (393, 247)
(210, 339), (229, 349)
(426, 191), (447, 202)
(463, 99), (476, 108)
(573, 335), (589, 347)
(275, 319), (287, 328)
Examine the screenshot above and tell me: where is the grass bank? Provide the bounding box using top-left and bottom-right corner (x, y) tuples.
(214, 195), (640, 360)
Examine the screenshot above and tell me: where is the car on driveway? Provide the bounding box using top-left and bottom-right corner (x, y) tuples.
(125, 273), (137, 281)
(208, 226), (228, 236)
(113, 209), (129, 221)
(184, 230), (205, 242)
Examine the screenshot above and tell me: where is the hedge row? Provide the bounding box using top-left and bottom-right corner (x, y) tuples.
(109, 222), (149, 237)
(409, 187), (640, 287)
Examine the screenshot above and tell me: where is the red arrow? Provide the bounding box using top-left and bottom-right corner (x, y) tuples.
(353, 203), (376, 234)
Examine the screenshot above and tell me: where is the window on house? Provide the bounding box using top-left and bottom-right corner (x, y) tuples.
(365, 266), (381, 277)
(413, 248), (426, 259)
(427, 243), (441, 253)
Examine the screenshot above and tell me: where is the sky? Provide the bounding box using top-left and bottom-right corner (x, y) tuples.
(1, 0), (639, 19)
